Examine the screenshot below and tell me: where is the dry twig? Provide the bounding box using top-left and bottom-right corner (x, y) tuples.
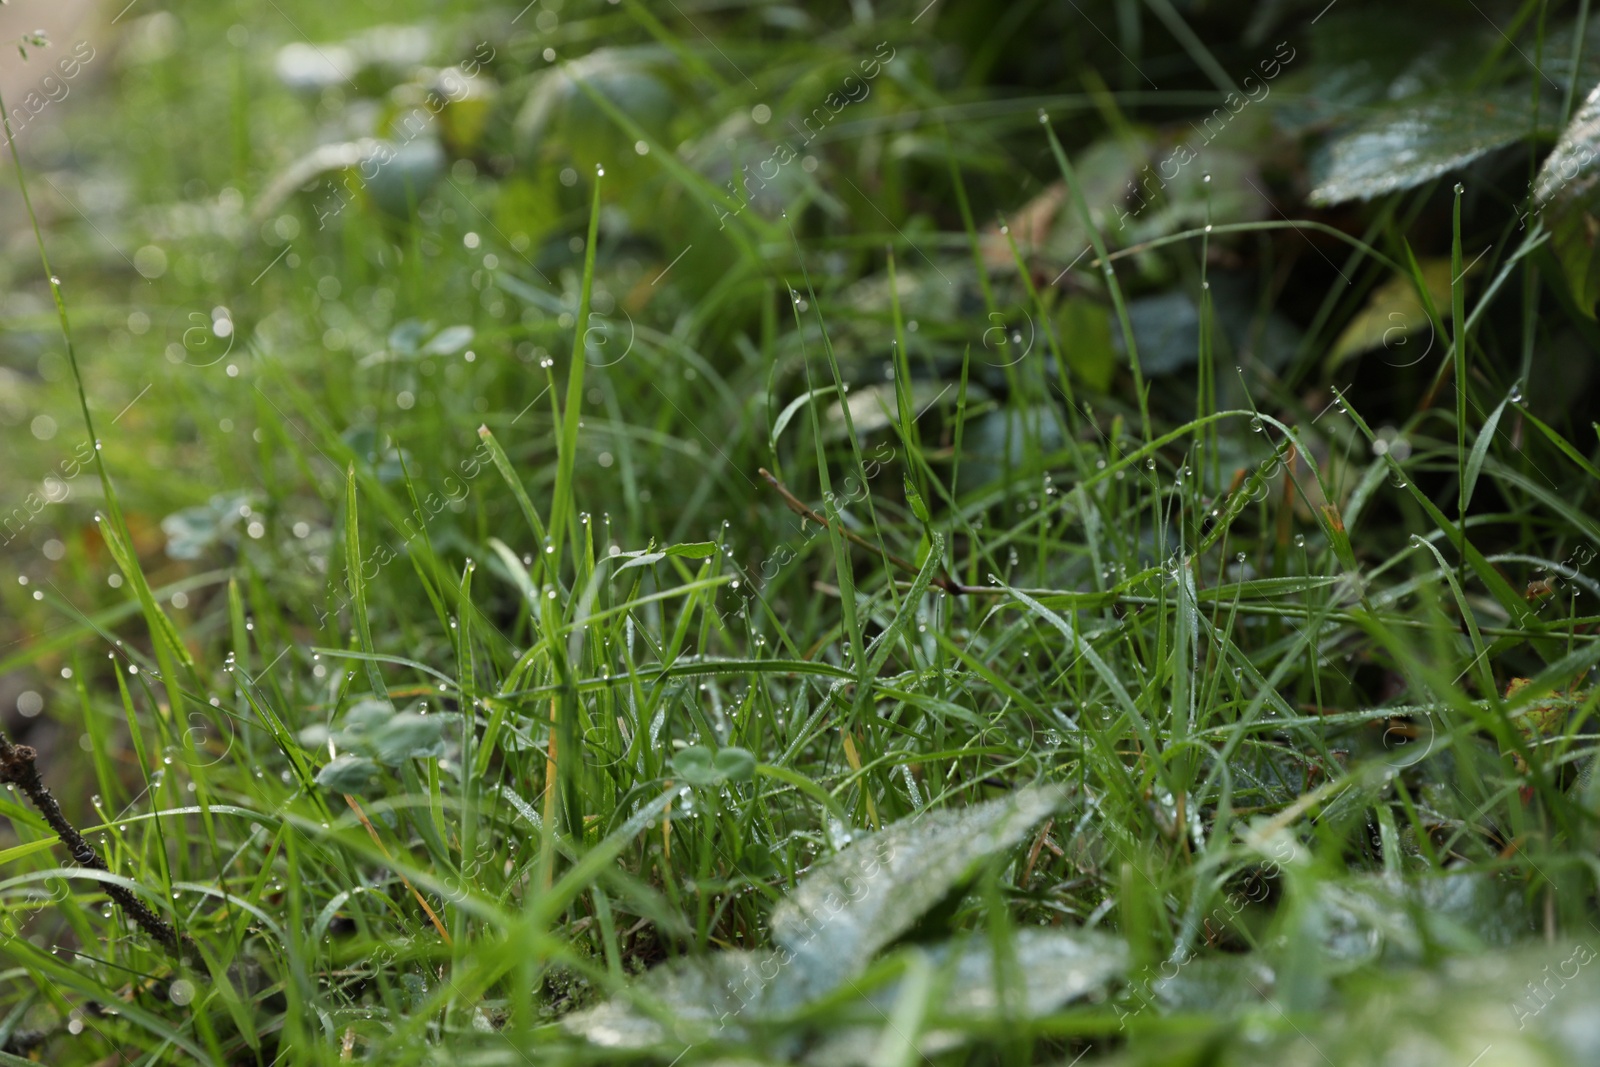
(0, 735), (189, 958)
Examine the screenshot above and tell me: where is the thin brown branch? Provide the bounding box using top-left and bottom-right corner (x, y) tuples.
(0, 736), (189, 958)
(757, 467), (993, 595)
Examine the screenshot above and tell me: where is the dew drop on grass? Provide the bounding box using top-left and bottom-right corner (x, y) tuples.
(1235, 552), (1246, 564)
(1145, 458), (1156, 471)
(1250, 418), (1263, 432)
(1294, 534), (1306, 548)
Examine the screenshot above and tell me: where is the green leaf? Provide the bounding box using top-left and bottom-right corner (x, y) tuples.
(1534, 83), (1600, 316)
(769, 385), (839, 454)
(344, 466), (386, 697)
(342, 698), (395, 733)
(805, 930), (1128, 1063)
(1534, 82), (1600, 211)
(769, 785), (1067, 998)
(421, 324), (474, 355)
(903, 473), (930, 524)
(564, 789), (1082, 1055)
(478, 426), (551, 558)
(1460, 396), (1509, 514)
(564, 950), (795, 1049)
(316, 755), (382, 794)
(364, 712), (445, 765)
(1056, 296), (1116, 392)
(929, 929), (1126, 1018)
(673, 745), (756, 786)
(664, 541), (717, 558)
(1311, 91), (1543, 205)
(1328, 260), (1451, 370)
(614, 541), (717, 574)
(547, 174), (602, 575)
(671, 745), (719, 786)
(515, 50), (675, 173)
(159, 491), (252, 560)
(712, 746), (756, 782)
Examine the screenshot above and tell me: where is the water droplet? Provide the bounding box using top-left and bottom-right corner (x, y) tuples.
(1508, 384), (1524, 403)
(169, 979), (195, 1006)
(1294, 534), (1306, 548)
(1249, 417), (1263, 432)
(1202, 174), (1212, 184)
(1453, 182), (1465, 195)
(1145, 457), (1156, 471)
(1235, 552), (1246, 564)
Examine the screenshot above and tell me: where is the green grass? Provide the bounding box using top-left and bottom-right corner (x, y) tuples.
(2, 1), (1600, 1063)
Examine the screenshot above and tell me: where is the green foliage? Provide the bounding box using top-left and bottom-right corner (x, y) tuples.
(1, 1), (1599, 1064)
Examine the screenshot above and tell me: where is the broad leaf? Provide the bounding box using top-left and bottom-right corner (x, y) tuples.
(1534, 83), (1600, 316)
(804, 930), (1127, 1064)
(770, 785), (1067, 997)
(672, 745), (719, 786)
(317, 699), (446, 767)
(928, 929), (1126, 1017)
(1311, 91), (1544, 205)
(315, 755), (381, 794)
(672, 745), (758, 786)
(713, 747), (757, 782)
(566, 787), (1075, 1054)
(421, 324), (474, 356)
(160, 492), (253, 560)
(363, 712), (445, 765)
(564, 950), (799, 1049)
(1328, 260), (1451, 370)
(1119, 946), (1600, 1066)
